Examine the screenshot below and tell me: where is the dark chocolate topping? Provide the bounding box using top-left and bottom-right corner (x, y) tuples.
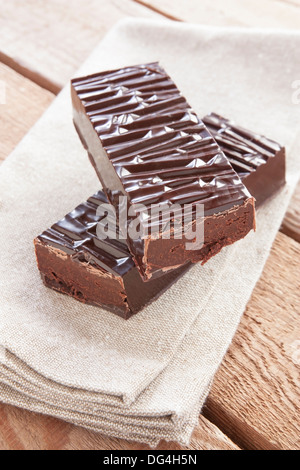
(203, 113), (283, 179)
(71, 63), (251, 217)
(37, 192), (135, 277)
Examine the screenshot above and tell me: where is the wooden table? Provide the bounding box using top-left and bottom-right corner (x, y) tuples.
(0, 0), (299, 451)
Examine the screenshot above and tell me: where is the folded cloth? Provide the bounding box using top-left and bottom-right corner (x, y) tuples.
(0, 18), (300, 446)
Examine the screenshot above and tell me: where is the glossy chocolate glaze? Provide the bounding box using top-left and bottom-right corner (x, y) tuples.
(71, 63), (251, 216)
(71, 63), (255, 280)
(35, 191), (190, 318)
(37, 191), (133, 277)
(203, 113), (286, 206)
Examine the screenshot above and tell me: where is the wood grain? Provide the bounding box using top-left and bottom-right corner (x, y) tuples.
(0, 404), (239, 450)
(0, 1), (299, 243)
(0, 0), (161, 92)
(203, 232), (300, 450)
(136, 0), (300, 27)
(279, 0), (300, 7)
(0, 63), (54, 161)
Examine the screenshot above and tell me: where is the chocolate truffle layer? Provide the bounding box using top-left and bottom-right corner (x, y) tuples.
(71, 63), (255, 280)
(34, 192), (189, 319)
(203, 113), (286, 206)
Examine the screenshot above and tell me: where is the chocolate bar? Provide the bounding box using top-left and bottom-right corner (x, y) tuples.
(71, 63), (255, 281)
(203, 113), (286, 206)
(34, 191), (190, 319)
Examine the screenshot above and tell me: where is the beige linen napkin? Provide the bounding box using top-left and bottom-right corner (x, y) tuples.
(0, 19), (300, 446)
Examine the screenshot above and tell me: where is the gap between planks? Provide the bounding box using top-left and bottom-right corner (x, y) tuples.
(135, 0), (300, 28)
(0, 0), (163, 94)
(0, 51), (61, 95)
(132, 0), (182, 21)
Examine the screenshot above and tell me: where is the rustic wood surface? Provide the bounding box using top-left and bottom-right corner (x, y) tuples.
(136, 0), (300, 27)
(0, 0), (160, 92)
(203, 232), (300, 450)
(0, 404), (239, 451)
(0, 63), (54, 161)
(0, 0), (299, 450)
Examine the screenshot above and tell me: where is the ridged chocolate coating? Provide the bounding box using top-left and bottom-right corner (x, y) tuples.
(203, 113), (282, 177)
(37, 191), (134, 277)
(35, 191), (190, 317)
(203, 113), (286, 206)
(71, 63), (251, 216)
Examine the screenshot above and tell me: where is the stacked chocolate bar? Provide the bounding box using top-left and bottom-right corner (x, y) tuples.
(34, 63), (285, 319)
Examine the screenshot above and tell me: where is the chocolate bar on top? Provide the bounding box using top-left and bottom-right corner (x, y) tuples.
(71, 62), (255, 281)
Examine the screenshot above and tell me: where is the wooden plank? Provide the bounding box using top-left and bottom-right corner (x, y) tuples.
(203, 232), (300, 450)
(0, 404), (239, 450)
(0, 0), (161, 92)
(136, 0), (300, 27)
(281, 183), (300, 243)
(0, 63), (54, 161)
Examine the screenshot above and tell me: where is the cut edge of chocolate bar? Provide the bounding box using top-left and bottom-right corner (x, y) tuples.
(34, 238), (132, 318)
(140, 196), (256, 281)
